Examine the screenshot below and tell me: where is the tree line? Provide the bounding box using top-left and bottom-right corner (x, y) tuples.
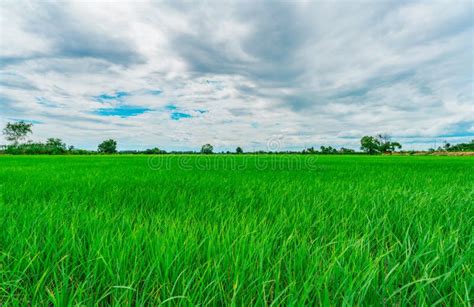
(2, 121), (473, 155)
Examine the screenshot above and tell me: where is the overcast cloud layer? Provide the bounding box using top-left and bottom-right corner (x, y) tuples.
(0, 0), (473, 151)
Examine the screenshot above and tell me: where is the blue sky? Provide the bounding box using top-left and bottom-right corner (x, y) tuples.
(0, 0), (473, 151)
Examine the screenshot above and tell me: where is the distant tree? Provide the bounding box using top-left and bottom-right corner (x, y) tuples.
(46, 138), (66, 149)
(386, 141), (402, 153)
(447, 140), (474, 152)
(236, 146), (243, 154)
(360, 136), (380, 154)
(201, 144), (214, 154)
(376, 134), (402, 153)
(98, 139), (117, 153)
(443, 141), (451, 151)
(339, 147), (355, 154)
(360, 135), (402, 154)
(320, 146), (337, 154)
(145, 147), (166, 154)
(3, 121), (33, 145)
(303, 147), (317, 154)
(377, 134), (391, 153)
(46, 138), (67, 154)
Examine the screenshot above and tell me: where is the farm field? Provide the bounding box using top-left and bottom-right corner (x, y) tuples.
(0, 155), (473, 305)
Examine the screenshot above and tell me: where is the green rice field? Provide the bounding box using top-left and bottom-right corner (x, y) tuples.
(1, 155), (473, 305)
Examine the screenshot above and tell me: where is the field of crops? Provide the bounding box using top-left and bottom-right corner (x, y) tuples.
(1, 155), (472, 305)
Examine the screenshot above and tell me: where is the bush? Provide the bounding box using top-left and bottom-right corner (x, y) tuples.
(5, 143), (63, 155)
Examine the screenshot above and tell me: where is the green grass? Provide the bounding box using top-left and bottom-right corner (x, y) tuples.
(0, 155), (473, 305)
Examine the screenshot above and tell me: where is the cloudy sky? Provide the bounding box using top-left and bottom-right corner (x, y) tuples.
(0, 0), (473, 151)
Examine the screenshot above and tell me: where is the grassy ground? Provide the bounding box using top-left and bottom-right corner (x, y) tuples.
(0, 155), (472, 305)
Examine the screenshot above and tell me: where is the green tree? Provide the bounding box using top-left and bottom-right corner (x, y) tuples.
(303, 147), (316, 154)
(201, 144), (214, 154)
(446, 140), (474, 152)
(236, 146), (243, 154)
(376, 134), (402, 153)
(361, 135), (402, 154)
(386, 141), (402, 153)
(360, 136), (380, 154)
(3, 121), (33, 145)
(98, 139), (117, 153)
(145, 147), (166, 154)
(46, 138), (67, 154)
(443, 141), (451, 151)
(320, 146), (337, 154)
(339, 147), (355, 154)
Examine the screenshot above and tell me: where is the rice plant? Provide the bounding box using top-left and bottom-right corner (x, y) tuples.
(0, 155), (472, 305)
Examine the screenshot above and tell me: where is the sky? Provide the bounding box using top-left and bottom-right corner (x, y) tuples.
(0, 0), (473, 151)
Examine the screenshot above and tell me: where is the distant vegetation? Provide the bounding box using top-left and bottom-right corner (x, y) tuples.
(302, 146), (356, 154)
(1, 121), (473, 155)
(200, 144), (214, 154)
(360, 134), (402, 154)
(429, 141), (474, 153)
(97, 139), (117, 154)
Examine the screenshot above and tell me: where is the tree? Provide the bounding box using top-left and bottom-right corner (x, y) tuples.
(360, 136), (380, 154)
(236, 146), (243, 154)
(201, 144), (213, 154)
(98, 139), (117, 153)
(320, 146), (337, 154)
(360, 135), (402, 154)
(46, 138), (66, 149)
(385, 141), (402, 153)
(443, 141), (451, 151)
(446, 140), (474, 152)
(376, 134), (402, 153)
(339, 147), (355, 154)
(3, 121), (33, 145)
(376, 134), (390, 153)
(46, 138), (67, 154)
(145, 147), (166, 154)
(303, 147), (316, 154)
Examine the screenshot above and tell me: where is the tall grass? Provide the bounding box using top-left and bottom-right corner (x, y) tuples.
(0, 155), (472, 305)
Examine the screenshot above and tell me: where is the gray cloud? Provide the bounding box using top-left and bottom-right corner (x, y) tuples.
(1, 2), (144, 67)
(0, 72), (39, 90)
(168, 1), (310, 84)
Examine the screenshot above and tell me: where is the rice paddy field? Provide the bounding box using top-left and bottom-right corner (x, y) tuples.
(0, 155), (473, 305)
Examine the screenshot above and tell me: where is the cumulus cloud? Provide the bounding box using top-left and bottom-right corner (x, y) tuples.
(0, 0), (472, 150)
